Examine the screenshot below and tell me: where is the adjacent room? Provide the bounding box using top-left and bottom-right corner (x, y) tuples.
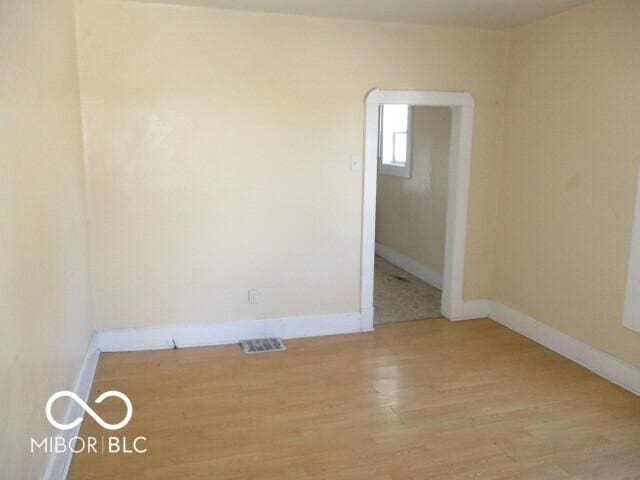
(374, 105), (451, 325)
(2, 0), (639, 479)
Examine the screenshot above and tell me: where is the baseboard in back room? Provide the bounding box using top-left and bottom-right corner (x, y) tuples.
(375, 243), (443, 289)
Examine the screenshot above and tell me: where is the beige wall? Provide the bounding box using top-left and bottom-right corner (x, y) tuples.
(76, 0), (510, 329)
(376, 106), (451, 276)
(0, 0), (92, 477)
(496, 0), (640, 365)
(0, 4), (638, 478)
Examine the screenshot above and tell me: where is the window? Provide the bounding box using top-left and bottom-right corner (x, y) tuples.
(378, 104), (412, 178)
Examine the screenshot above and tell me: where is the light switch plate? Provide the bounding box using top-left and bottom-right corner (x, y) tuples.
(248, 289), (260, 304)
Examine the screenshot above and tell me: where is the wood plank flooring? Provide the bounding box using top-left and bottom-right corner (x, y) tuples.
(69, 318), (640, 479)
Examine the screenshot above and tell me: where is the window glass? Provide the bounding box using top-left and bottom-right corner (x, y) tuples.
(381, 104), (409, 166)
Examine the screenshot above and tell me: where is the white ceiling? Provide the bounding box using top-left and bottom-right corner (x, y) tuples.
(130, 0), (593, 29)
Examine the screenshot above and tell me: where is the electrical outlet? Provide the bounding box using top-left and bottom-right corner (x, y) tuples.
(248, 289), (260, 304)
(351, 155), (361, 171)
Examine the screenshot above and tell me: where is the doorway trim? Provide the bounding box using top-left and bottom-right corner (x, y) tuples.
(361, 89), (475, 330)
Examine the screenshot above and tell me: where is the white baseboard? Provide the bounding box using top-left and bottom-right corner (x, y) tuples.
(42, 333), (100, 480)
(360, 306), (375, 332)
(98, 311), (364, 352)
(489, 301), (640, 396)
(375, 243), (443, 290)
(446, 298), (491, 321)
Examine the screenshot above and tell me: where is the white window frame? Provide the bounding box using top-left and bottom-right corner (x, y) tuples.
(378, 104), (412, 178)
(623, 167), (640, 333)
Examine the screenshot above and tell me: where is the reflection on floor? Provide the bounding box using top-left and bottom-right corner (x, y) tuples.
(374, 255), (441, 325)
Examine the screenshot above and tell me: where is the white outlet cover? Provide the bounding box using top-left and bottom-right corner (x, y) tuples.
(351, 155), (361, 171)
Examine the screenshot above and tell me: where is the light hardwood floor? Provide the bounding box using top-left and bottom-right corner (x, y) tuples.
(69, 318), (640, 479)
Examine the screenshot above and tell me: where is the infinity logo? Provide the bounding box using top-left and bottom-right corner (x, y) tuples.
(45, 391), (133, 431)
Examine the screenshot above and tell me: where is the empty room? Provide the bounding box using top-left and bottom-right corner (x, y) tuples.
(2, 0), (639, 479)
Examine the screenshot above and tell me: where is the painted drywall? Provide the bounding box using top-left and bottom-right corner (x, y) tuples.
(496, 0), (640, 365)
(376, 106), (451, 278)
(0, 0), (93, 478)
(76, 0), (509, 329)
